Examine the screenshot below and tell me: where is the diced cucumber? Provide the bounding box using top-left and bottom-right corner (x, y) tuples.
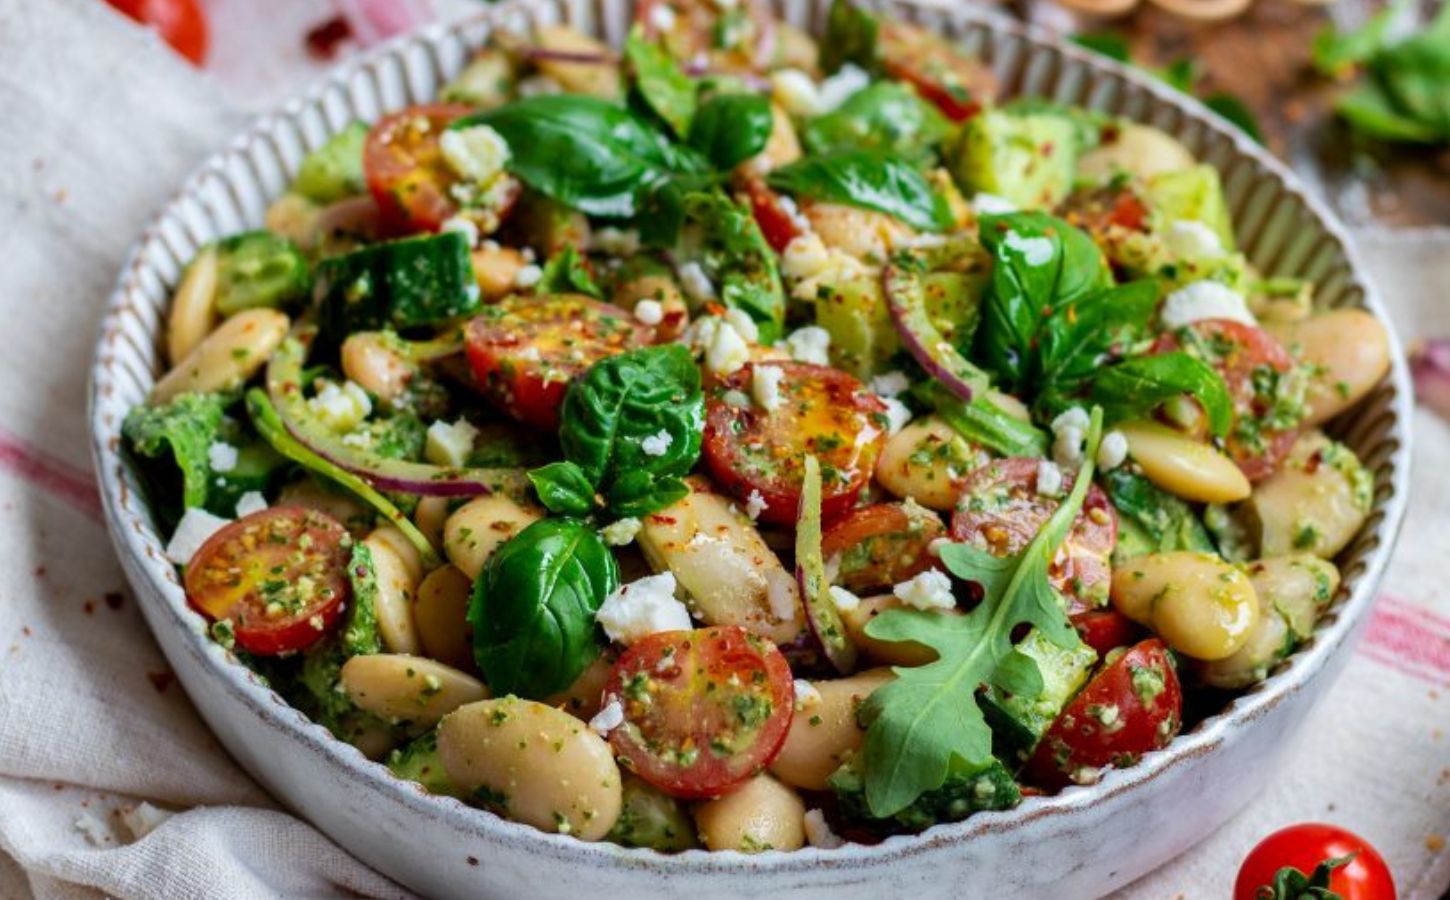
(387, 729), (467, 799)
(1143, 164), (1235, 251)
(214, 230), (312, 315)
(830, 752), (1020, 832)
(293, 122), (369, 204)
(950, 110), (1079, 210)
(204, 441), (287, 518)
(983, 629), (1096, 761)
(1101, 469), (1215, 560)
(814, 275), (895, 379)
(315, 231), (480, 340)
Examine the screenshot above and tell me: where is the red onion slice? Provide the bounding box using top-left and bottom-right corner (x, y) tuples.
(795, 455), (858, 675)
(884, 262), (990, 404)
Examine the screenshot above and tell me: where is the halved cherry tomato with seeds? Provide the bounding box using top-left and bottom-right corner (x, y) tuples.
(1025, 638), (1182, 790)
(604, 625), (795, 799)
(364, 104), (473, 234)
(822, 502), (945, 593)
(466, 294), (653, 430)
(951, 458), (1117, 613)
(702, 361), (888, 527)
(879, 21), (996, 121)
(184, 506), (353, 656)
(1070, 608), (1142, 658)
(1152, 319), (1301, 482)
(738, 175), (805, 254)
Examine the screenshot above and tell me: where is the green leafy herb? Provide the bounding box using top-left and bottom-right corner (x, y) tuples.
(1312, 1), (1407, 77)
(680, 190), (787, 341)
(768, 150), (954, 232)
(123, 391), (228, 512)
(538, 244), (603, 298)
(527, 461), (598, 516)
(820, 0), (879, 75)
(857, 409), (1105, 817)
(298, 541), (385, 732)
(626, 27), (697, 136)
(469, 517), (619, 698)
(1159, 58), (1199, 94)
(918, 382), (1049, 458)
(1088, 351), (1233, 437)
(802, 82), (951, 164)
(1099, 469), (1214, 557)
(688, 93), (774, 171)
(1257, 855), (1355, 900)
(1317, 2), (1450, 145)
(1071, 32), (1130, 63)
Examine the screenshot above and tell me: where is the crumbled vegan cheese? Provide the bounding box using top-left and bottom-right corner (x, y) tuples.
(803, 809), (846, 849)
(745, 489), (768, 520)
(600, 517), (642, 547)
(817, 63), (871, 112)
(234, 491), (268, 518)
(424, 418), (480, 468)
(870, 370), (910, 398)
(793, 679), (822, 709)
(693, 316), (751, 376)
(1050, 406), (1090, 468)
(883, 397), (913, 435)
(596, 573), (693, 644)
(972, 193), (1019, 216)
(892, 569), (956, 611)
(207, 441), (238, 473)
(513, 263), (544, 289)
(1160, 281), (1255, 329)
(308, 380), (372, 433)
(828, 585), (861, 613)
(752, 364), (786, 412)
(1097, 430), (1129, 471)
(1003, 230), (1055, 267)
(783, 325), (831, 366)
(1164, 219), (1224, 260)
(439, 124), (511, 185)
(677, 261), (717, 304)
(779, 233), (871, 300)
(640, 429), (674, 457)
(1036, 459), (1064, 497)
(633, 298), (664, 326)
(440, 215), (481, 248)
(722, 307), (760, 343)
(588, 697), (625, 736)
(165, 507), (232, 565)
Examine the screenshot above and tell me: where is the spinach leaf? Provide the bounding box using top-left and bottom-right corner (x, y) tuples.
(858, 408), (1104, 817)
(1088, 351), (1234, 437)
(688, 93), (774, 171)
(538, 244), (603, 298)
(821, 0), (879, 75)
(802, 82), (951, 164)
(527, 461), (597, 516)
(469, 518), (618, 698)
(123, 391), (228, 513)
(680, 190), (787, 341)
(626, 27), (697, 136)
(768, 150), (954, 232)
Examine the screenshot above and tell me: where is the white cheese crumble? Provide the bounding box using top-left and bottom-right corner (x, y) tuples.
(1004, 230), (1055, 267)
(752, 364), (786, 412)
(770, 68), (824, 117)
(696, 316), (751, 376)
(779, 233), (871, 300)
(588, 697), (625, 736)
(640, 429), (674, 457)
(1097, 430), (1129, 471)
(633, 298), (664, 326)
(783, 325), (831, 366)
(818, 63), (871, 112)
(883, 397), (913, 435)
(1036, 459), (1064, 497)
(1160, 280), (1255, 329)
(439, 124), (511, 185)
(424, 418), (480, 468)
(207, 441), (238, 474)
(513, 263), (544, 289)
(722, 307), (760, 343)
(600, 517), (642, 547)
(803, 809), (846, 850)
(516, 74), (563, 97)
(677, 261), (717, 304)
(118, 802), (173, 841)
(308, 380), (372, 433)
(828, 585), (861, 613)
(893, 569), (956, 611)
(1050, 406), (1090, 468)
(972, 193), (1019, 216)
(165, 507), (231, 565)
(647, 2), (677, 31)
(440, 215), (481, 248)
(745, 489), (768, 520)
(596, 573), (693, 644)
(793, 679), (823, 710)
(870, 370), (910, 398)
(234, 491), (268, 518)
(1164, 219), (1224, 260)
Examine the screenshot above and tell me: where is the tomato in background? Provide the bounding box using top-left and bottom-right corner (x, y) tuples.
(103, 0), (208, 65)
(1234, 823), (1396, 900)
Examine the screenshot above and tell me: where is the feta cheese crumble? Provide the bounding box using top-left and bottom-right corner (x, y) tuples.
(722, 307), (760, 343)
(234, 491), (268, 518)
(817, 63), (871, 112)
(1097, 430), (1129, 471)
(783, 325), (831, 366)
(1164, 219), (1224, 260)
(972, 193), (1019, 216)
(590, 226), (641, 257)
(892, 569), (956, 611)
(308, 380), (372, 433)
(1036, 459), (1064, 497)
(424, 418), (480, 468)
(677, 261), (717, 304)
(692, 316), (751, 376)
(828, 585), (861, 613)
(207, 441), (238, 473)
(596, 573), (693, 644)
(1160, 280), (1255, 329)
(1050, 406), (1090, 468)
(803, 809), (846, 850)
(439, 124), (511, 185)
(513, 263), (544, 289)
(745, 489), (768, 520)
(883, 397), (913, 435)
(640, 429), (674, 457)
(752, 364), (786, 412)
(600, 517), (642, 547)
(870, 370), (910, 398)
(165, 507), (231, 565)
(588, 697), (625, 736)
(770, 68), (824, 117)
(1003, 230), (1055, 267)
(633, 298), (664, 326)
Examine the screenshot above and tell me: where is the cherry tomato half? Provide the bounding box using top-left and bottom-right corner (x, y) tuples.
(950, 458), (1117, 613)
(466, 294), (653, 430)
(604, 626), (795, 799)
(1234, 823), (1397, 900)
(703, 361), (887, 527)
(1025, 638), (1182, 791)
(1153, 319), (1300, 482)
(184, 506), (353, 655)
(104, 0), (208, 65)
(878, 20), (996, 121)
(1070, 608), (1142, 658)
(821, 502), (945, 593)
(364, 104), (474, 234)
(739, 175), (805, 254)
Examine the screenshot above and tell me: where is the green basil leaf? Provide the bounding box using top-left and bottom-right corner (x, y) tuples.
(802, 82), (951, 164)
(538, 244), (602, 298)
(626, 27), (697, 136)
(1202, 93), (1265, 144)
(470, 518), (617, 698)
(1089, 351), (1234, 437)
(1334, 79), (1443, 143)
(606, 472), (690, 518)
(681, 190), (786, 341)
(1371, 6), (1450, 136)
(1071, 32), (1130, 63)
(1312, 0), (1409, 76)
(768, 150), (953, 232)
(821, 0), (880, 75)
(688, 93), (774, 171)
(1037, 278), (1159, 392)
(527, 461), (598, 516)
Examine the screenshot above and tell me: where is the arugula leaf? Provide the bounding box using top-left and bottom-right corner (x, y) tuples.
(123, 391), (228, 512)
(538, 244), (602, 298)
(688, 93), (774, 171)
(680, 190), (787, 341)
(1312, 1), (1407, 76)
(626, 27), (697, 136)
(821, 0), (879, 75)
(768, 150), (954, 232)
(1159, 57), (1199, 94)
(527, 461), (597, 516)
(802, 82), (952, 164)
(469, 517), (618, 698)
(858, 408), (1105, 817)
(1088, 351), (1233, 437)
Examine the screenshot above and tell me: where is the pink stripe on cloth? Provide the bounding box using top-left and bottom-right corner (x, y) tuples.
(332, 0), (435, 46)
(1358, 594), (1450, 685)
(0, 427), (102, 520)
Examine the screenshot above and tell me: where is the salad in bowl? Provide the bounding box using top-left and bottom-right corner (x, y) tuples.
(117, 0), (1392, 856)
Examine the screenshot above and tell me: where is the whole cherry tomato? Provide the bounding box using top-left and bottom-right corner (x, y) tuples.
(1234, 823), (1396, 900)
(103, 0), (208, 65)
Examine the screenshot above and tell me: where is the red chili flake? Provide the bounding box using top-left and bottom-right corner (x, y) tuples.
(105, 592), (125, 611)
(305, 15), (353, 61)
(34, 566), (46, 578)
(83, 600), (95, 615)
(147, 670), (176, 693)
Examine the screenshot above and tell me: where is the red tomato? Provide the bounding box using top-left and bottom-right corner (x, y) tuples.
(739, 175), (805, 253)
(1152, 319), (1300, 482)
(1025, 638), (1182, 791)
(604, 626), (795, 799)
(1234, 823), (1397, 900)
(1070, 609), (1141, 658)
(364, 104), (475, 234)
(1061, 185), (1151, 236)
(821, 502), (945, 593)
(104, 0), (208, 65)
(702, 361), (887, 527)
(879, 20), (996, 121)
(466, 294), (653, 430)
(184, 507), (353, 656)
(950, 458), (1117, 613)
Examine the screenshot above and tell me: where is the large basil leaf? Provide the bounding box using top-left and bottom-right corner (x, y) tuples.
(527, 461), (597, 517)
(1037, 278), (1158, 392)
(626, 27), (697, 136)
(689, 93), (774, 171)
(538, 244), (602, 298)
(802, 82), (951, 163)
(470, 518), (618, 698)
(1088, 351), (1233, 437)
(681, 190), (786, 341)
(767, 150), (954, 232)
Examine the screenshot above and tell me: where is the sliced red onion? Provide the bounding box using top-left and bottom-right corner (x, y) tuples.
(313, 194), (382, 241)
(883, 262), (990, 404)
(1410, 339), (1450, 422)
(795, 455), (858, 675)
(522, 45), (621, 65)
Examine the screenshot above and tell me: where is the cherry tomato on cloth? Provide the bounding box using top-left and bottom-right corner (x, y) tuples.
(702, 361), (887, 527)
(1234, 823), (1397, 900)
(103, 0), (208, 65)
(878, 20), (996, 121)
(604, 625), (795, 799)
(1070, 608), (1141, 658)
(466, 294), (653, 430)
(1153, 318), (1300, 482)
(821, 502), (945, 593)
(1024, 638), (1181, 790)
(950, 457), (1117, 613)
(184, 506), (353, 655)
(364, 104), (474, 234)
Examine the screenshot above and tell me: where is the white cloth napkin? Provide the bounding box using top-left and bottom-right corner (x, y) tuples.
(0, 1), (1445, 898)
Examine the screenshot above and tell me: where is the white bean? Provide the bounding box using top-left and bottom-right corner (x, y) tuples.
(151, 309), (289, 405)
(532, 26), (622, 100)
(1111, 551), (1258, 660)
(874, 416), (987, 511)
(364, 528), (422, 655)
(341, 332), (414, 405)
(166, 246), (219, 366)
(1117, 420), (1251, 504)
(443, 494), (543, 580)
(693, 773), (805, 852)
(1267, 309), (1391, 427)
(1077, 123), (1196, 184)
(1197, 555), (1340, 688)
(340, 654), (487, 724)
(414, 565), (475, 671)
(1246, 431), (1372, 559)
(770, 669), (893, 791)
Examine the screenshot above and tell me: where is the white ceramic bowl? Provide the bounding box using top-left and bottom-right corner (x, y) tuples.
(88, 1), (1412, 897)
